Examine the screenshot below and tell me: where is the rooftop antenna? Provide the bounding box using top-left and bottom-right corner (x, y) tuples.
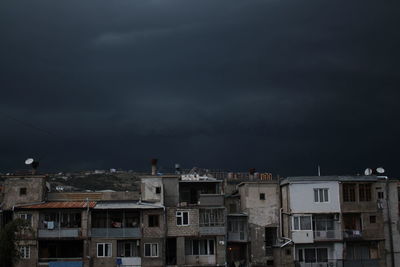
(25, 158), (39, 175)
(317, 165), (321, 176)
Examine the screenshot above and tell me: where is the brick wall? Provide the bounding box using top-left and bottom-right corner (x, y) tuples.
(166, 207), (199, 236)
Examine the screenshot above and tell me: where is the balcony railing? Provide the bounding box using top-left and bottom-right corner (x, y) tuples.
(199, 225), (226, 235)
(343, 229), (362, 239)
(294, 260), (341, 267)
(91, 227), (141, 238)
(38, 228), (81, 238)
(314, 230), (342, 241)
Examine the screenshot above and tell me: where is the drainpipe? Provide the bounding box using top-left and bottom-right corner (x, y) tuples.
(86, 198), (91, 267)
(385, 179), (395, 267)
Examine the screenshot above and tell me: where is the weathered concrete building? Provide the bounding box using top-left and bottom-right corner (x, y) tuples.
(236, 181), (281, 267)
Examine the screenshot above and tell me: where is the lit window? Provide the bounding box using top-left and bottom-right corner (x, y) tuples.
(19, 246), (30, 259)
(97, 243), (112, 257)
(314, 188), (329, 202)
(144, 243), (159, 257)
(176, 211), (189, 226)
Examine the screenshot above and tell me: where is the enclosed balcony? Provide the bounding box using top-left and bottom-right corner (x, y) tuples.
(199, 208), (226, 235)
(91, 209), (141, 238)
(343, 213), (362, 240)
(313, 214), (342, 241)
(198, 194), (224, 206)
(38, 211), (82, 238)
(227, 215), (248, 242)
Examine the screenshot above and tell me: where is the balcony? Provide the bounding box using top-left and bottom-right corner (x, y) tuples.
(38, 228), (81, 238)
(343, 229), (363, 239)
(314, 230), (342, 241)
(91, 227), (141, 238)
(198, 194), (224, 206)
(199, 225), (225, 235)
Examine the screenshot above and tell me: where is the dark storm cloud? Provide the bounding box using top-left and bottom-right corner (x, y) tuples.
(1, 0), (400, 176)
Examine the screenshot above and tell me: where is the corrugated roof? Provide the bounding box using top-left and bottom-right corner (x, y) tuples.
(17, 201), (96, 209)
(94, 201), (163, 210)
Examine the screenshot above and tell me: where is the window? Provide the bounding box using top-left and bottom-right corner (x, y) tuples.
(293, 216), (312, 230)
(19, 188), (27, 196)
(377, 191), (384, 200)
(144, 243), (159, 257)
(155, 187), (161, 194)
(185, 239), (215, 255)
(117, 240), (140, 257)
(97, 243), (112, 257)
(19, 213), (32, 226)
(343, 184), (356, 202)
(148, 215), (159, 227)
(19, 246), (30, 259)
(260, 193), (265, 200)
(265, 227), (277, 256)
(176, 211), (189, 226)
(314, 214), (335, 231)
(370, 215), (376, 224)
(314, 188), (329, 202)
(298, 248), (328, 263)
(359, 184), (372, 201)
(199, 208), (224, 227)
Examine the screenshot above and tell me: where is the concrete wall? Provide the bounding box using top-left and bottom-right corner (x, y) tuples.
(142, 209), (165, 238)
(384, 180), (400, 267)
(166, 207), (199, 236)
(3, 177), (46, 210)
(141, 237), (164, 267)
(289, 181), (341, 213)
(239, 182), (280, 227)
(141, 177), (163, 204)
(162, 177), (179, 207)
(14, 240), (38, 267)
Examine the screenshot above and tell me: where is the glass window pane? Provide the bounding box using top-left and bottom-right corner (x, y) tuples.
(300, 216), (311, 230)
(305, 248), (316, 263)
(145, 244), (151, 257)
(183, 212), (189, 225)
(209, 240), (214, 255)
(293, 217), (299, 230)
(193, 240), (199, 255)
(317, 248), (328, 262)
(314, 189), (318, 202)
(324, 189), (329, 202)
(98, 244), (104, 257)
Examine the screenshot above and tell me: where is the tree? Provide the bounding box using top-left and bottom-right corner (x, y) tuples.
(0, 218), (30, 267)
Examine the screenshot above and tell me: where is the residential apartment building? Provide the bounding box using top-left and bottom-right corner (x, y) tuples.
(141, 173), (227, 266)
(1, 172), (399, 267)
(280, 175), (400, 267)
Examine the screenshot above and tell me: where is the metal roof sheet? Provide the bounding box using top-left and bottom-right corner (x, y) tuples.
(17, 201), (96, 209)
(94, 201), (163, 210)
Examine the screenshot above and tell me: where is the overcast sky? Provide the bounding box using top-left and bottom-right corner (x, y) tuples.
(1, 0), (399, 177)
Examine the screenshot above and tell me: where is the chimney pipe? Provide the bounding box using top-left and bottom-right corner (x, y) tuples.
(151, 159), (158, 176)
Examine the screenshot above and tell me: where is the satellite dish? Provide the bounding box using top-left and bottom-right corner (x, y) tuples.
(364, 168), (373, 176)
(376, 167), (385, 174)
(25, 158), (34, 165)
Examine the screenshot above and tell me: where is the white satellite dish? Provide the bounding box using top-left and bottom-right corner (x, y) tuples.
(25, 158), (34, 165)
(364, 168), (373, 176)
(376, 167), (385, 174)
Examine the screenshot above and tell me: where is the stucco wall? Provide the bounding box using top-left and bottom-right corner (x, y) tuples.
(289, 181), (341, 213)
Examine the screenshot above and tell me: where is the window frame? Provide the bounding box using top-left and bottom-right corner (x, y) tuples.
(260, 193), (265, 200)
(359, 184), (372, 202)
(19, 187), (27, 196)
(97, 243), (112, 258)
(292, 215), (312, 231)
(343, 183), (356, 202)
(19, 246), (30, 259)
(144, 243), (159, 257)
(298, 247), (328, 263)
(313, 188), (329, 203)
(176, 211), (189, 226)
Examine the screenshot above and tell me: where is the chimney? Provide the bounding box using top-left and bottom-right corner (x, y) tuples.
(151, 158), (158, 176)
(248, 168), (256, 181)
